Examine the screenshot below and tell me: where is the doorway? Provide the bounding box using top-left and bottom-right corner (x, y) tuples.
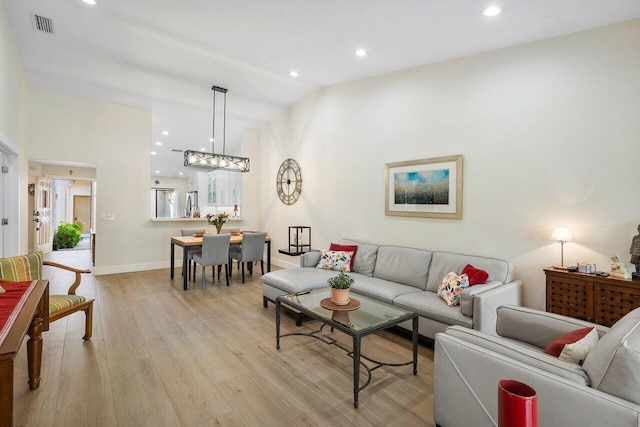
(51, 179), (93, 251)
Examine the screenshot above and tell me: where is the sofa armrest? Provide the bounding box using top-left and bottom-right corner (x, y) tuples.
(496, 305), (610, 349)
(435, 332), (640, 427)
(472, 280), (522, 335)
(460, 281), (503, 317)
(300, 251), (321, 267)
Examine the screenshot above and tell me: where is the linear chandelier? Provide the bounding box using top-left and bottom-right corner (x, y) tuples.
(184, 86), (250, 172)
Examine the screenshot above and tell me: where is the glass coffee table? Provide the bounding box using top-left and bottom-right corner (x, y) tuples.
(275, 288), (419, 408)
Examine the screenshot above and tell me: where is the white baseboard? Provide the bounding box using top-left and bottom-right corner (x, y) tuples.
(93, 260), (170, 276)
(93, 257), (296, 276)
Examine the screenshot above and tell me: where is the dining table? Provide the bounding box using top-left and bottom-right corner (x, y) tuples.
(170, 233), (271, 290)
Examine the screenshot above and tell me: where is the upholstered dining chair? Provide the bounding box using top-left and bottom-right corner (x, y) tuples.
(192, 234), (231, 289)
(229, 232), (267, 283)
(181, 229), (204, 281)
(0, 252), (93, 340)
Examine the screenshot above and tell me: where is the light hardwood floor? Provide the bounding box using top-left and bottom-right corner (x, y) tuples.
(13, 250), (435, 426)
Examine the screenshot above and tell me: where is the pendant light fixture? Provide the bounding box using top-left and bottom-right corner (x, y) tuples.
(184, 86), (250, 172)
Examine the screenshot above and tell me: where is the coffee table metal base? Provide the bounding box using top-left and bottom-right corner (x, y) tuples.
(275, 299), (418, 408)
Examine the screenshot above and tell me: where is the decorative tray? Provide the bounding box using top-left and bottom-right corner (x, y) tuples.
(320, 297), (361, 311)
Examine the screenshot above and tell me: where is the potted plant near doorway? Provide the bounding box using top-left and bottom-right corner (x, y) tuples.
(328, 272), (354, 306)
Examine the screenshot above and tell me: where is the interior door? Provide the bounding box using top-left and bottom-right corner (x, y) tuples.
(34, 176), (53, 253)
(73, 195), (91, 233)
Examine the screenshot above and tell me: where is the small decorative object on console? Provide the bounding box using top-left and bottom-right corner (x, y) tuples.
(578, 262), (596, 274)
(0, 284), (4, 294)
(610, 255), (632, 279)
(631, 224), (640, 279)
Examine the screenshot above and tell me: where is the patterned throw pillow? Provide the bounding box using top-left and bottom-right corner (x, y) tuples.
(437, 272), (470, 306)
(316, 250), (353, 272)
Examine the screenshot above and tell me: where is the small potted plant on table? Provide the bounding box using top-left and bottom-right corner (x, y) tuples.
(328, 272), (354, 305)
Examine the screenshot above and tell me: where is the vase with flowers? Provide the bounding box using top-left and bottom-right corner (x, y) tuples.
(206, 212), (230, 234)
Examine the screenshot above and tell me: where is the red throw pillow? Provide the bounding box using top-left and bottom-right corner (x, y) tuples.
(461, 264), (488, 286)
(544, 327), (599, 364)
(329, 243), (358, 270)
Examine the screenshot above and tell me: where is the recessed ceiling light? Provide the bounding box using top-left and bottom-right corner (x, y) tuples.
(200, 147), (206, 151)
(483, 5), (502, 17)
(355, 49), (368, 57)
(151, 151), (157, 155)
(155, 170), (160, 174)
(161, 130), (169, 135)
(209, 138), (214, 142)
(82, 0), (96, 5)
(155, 141), (162, 146)
(178, 172), (184, 176)
(289, 70), (299, 78)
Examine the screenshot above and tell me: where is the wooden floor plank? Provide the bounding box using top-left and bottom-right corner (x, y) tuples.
(12, 250), (435, 426)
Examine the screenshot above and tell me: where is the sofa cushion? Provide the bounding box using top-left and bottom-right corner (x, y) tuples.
(462, 264), (488, 286)
(582, 307), (640, 405)
(544, 327), (599, 365)
(445, 326), (591, 386)
(394, 291), (472, 328)
(329, 243), (357, 270)
(0, 252), (43, 281)
(261, 268), (337, 294)
(351, 276), (422, 304)
(315, 250), (352, 272)
(437, 272), (469, 306)
(373, 246), (432, 290)
(426, 252), (512, 293)
(339, 239), (378, 277)
(496, 305), (609, 349)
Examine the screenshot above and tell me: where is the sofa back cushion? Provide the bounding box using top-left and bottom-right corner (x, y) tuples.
(582, 307), (640, 405)
(339, 239), (379, 277)
(372, 246), (432, 290)
(426, 252), (513, 293)
(0, 252), (43, 281)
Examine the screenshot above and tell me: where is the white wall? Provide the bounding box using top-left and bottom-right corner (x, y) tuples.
(259, 19), (640, 310)
(0, 0), (28, 255)
(26, 88), (154, 274)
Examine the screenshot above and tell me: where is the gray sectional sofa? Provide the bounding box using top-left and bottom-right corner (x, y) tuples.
(262, 239), (522, 339)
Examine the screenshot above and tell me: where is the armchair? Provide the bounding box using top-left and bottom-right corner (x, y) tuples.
(0, 252), (93, 340)
(434, 305), (640, 427)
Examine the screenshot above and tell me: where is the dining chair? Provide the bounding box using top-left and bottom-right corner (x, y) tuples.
(192, 234), (231, 289)
(181, 229), (204, 281)
(229, 232), (267, 283)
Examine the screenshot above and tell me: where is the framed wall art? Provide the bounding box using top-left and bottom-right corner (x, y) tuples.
(385, 154), (463, 219)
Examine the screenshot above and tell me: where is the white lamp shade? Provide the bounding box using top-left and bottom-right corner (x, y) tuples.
(551, 226), (573, 243)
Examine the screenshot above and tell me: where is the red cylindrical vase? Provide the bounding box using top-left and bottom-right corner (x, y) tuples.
(498, 379), (538, 427)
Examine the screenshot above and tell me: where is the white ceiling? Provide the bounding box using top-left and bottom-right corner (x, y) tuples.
(5, 0), (640, 178)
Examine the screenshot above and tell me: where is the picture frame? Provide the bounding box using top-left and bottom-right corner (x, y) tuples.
(385, 154), (463, 219)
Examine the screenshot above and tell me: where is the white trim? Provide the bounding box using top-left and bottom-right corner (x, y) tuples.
(0, 133), (20, 155)
(0, 134), (21, 257)
(93, 261), (171, 276)
(272, 258), (297, 269)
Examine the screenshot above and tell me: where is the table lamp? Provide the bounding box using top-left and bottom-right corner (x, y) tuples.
(551, 226), (573, 269)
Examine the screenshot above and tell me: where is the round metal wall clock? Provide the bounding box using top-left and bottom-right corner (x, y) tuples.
(276, 158), (302, 205)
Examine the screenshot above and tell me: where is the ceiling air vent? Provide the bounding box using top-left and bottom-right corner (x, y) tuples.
(31, 13), (55, 34)
(171, 149), (184, 153)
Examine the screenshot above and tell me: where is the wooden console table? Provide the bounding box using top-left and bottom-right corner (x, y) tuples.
(0, 280), (49, 427)
(545, 267), (640, 326)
